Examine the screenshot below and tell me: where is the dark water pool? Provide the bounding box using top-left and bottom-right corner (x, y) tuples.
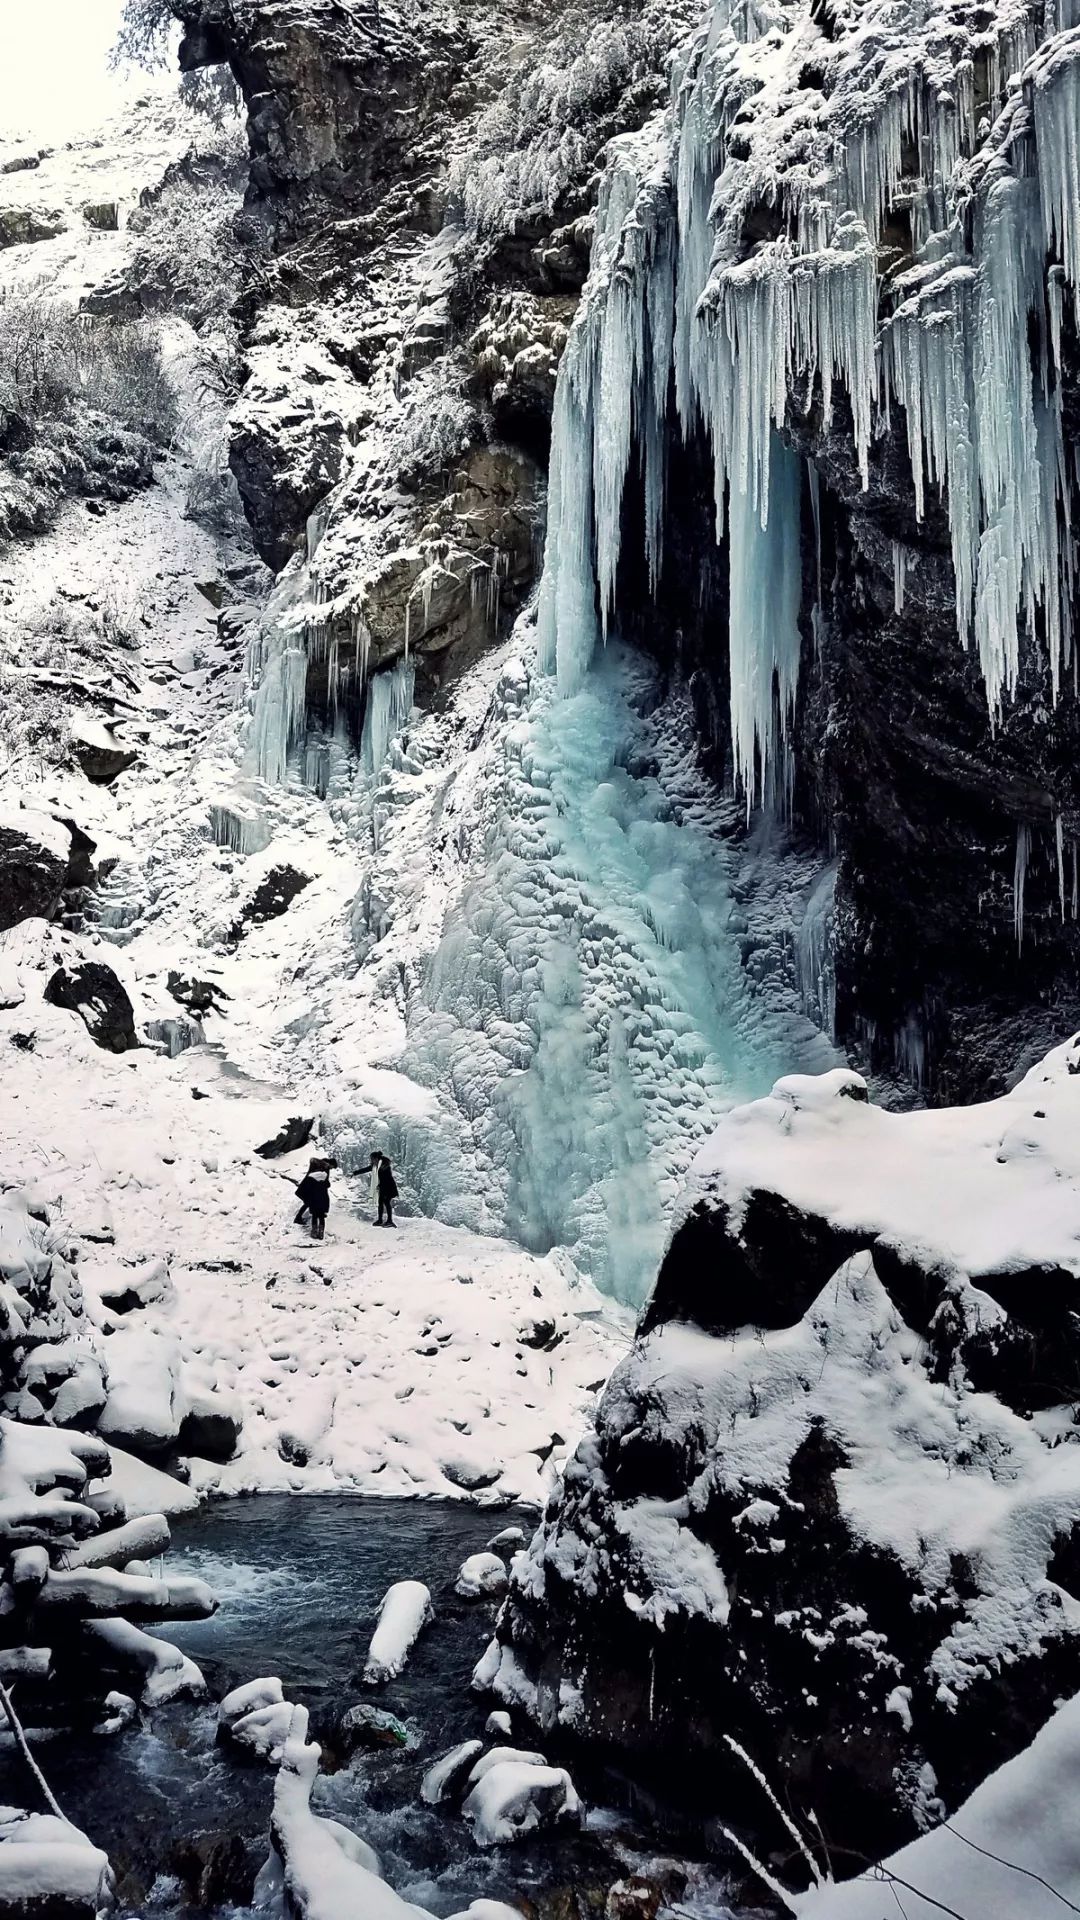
(26, 1496), (744, 1919)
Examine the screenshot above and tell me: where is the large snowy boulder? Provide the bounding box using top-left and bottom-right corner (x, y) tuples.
(97, 1329), (184, 1455)
(43, 961), (139, 1054)
(68, 713), (137, 786)
(0, 811), (71, 933)
(484, 1046), (1080, 1866)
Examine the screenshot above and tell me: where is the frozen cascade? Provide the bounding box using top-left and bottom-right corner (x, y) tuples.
(536, 0), (1080, 788)
(356, 642), (839, 1305)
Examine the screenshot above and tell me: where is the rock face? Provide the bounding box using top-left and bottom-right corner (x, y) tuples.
(484, 1049), (1080, 1866)
(0, 811), (72, 932)
(0, 203), (65, 247)
(69, 714), (138, 785)
(170, 0), (684, 752)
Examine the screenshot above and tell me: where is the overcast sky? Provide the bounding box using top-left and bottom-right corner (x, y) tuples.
(0, 0), (166, 141)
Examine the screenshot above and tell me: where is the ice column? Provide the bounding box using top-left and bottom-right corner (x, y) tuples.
(727, 434), (804, 811)
(361, 658), (416, 779)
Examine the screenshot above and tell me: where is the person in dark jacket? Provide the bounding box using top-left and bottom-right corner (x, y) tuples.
(361, 1153), (399, 1228)
(294, 1157), (332, 1239)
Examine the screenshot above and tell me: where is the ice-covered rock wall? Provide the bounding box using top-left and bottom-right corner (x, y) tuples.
(537, 0), (1080, 1095)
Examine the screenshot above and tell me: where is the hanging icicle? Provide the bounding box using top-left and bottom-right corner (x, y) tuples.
(534, 0), (1080, 821)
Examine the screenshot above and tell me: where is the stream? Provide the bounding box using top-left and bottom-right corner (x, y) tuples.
(33, 1496), (749, 1920)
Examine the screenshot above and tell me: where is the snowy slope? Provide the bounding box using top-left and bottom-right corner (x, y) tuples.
(0, 87), (193, 302)
(796, 1689), (1080, 1919)
(0, 897), (623, 1504)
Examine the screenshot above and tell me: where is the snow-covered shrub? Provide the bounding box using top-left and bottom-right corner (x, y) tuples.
(395, 383), (482, 492)
(128, 176), (245, 337)
(450, 2), (684, 237)
(0, 293), (175, 444)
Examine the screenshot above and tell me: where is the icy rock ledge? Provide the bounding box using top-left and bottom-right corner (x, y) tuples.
(482, 1041), (1080, 1870)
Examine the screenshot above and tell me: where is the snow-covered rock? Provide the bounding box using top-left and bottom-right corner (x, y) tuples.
(219, 1676), (298, 1764)
(362, 1582), (433, 1685)
(266, 1708), (502, 1920)
(486, 1048), (1080, 1862)
(454, 1552), (508, 1600)
(97, 1328), (184, 1455)
(69, 713), (137, 786)
(0, 1808), (113, 1920)
(461, 1759), (582, 1848)
(0, 809), (71, 933)
(43, 959), (139, 1054)
(419, 1739), (484, 1808)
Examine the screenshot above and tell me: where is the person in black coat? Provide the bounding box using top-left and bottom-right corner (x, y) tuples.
(361, 1153), (399, 1228)
(294, 1157), (332, 1239)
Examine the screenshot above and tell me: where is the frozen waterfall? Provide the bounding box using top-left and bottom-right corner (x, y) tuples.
(327, 641), (838, 1305)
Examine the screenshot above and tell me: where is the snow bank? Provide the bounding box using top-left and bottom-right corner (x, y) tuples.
(362, 1582), (433, 1684)
(797, 1692), (1080, 1919)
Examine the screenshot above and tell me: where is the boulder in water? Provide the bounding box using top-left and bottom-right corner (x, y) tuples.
(420, 1738), (484, 1807)
(362, 1580), (433, 1683)
(327, 1703), (410, 1765)
(455, 1552), (508, 1600)
(461, 1758), (582, 1847)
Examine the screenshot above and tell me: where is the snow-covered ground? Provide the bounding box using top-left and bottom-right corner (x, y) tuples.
(0, 921), (623, 1503)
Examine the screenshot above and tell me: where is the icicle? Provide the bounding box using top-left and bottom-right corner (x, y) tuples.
(246, 644), (308, 785)
(1014, 822), (1031, 950)
(1056, 814), (1066, 919)
(808, 462), (823, 619)
(1033, 37), (1080, 327)
(727, 433), (803, 816)
(361, 658), (416, 779)
(892, 542), (907, 615)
